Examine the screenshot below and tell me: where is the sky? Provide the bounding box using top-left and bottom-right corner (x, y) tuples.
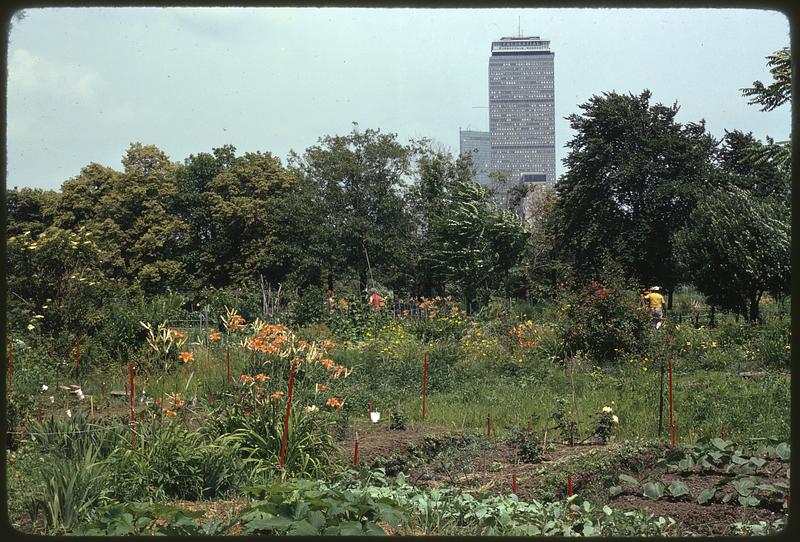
(6, 7), (791, 191)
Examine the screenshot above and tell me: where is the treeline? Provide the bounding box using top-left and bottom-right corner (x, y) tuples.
(5, 49), (791, 342)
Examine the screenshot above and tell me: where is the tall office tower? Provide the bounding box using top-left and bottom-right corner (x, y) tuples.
(489, 36), (555, 189)
(459, 129), (492, 186)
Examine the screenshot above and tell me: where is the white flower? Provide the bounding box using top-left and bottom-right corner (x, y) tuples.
(304, 405), (319, 413)
(612, 415), (619, 424)
(370, 411), (381, 423)
(27, 324), (35, 331)
(33, 314), (45, 319)
(77, 390), (85, 401)
(41, 384), (49, 392)
(66, 409), (72, 418)
(602, 406), (613, 414)
(49, 396), (55, 403)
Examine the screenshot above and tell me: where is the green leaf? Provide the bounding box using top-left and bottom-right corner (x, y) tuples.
(731, 454), (749, 465)
(287, 520), (319, 536)
(711, 438), (730, 451)
(776, 442), (790, 461)
(364, 522), (387, 536)
(608, 485), (623, 497)
(338, 521), (366, 536)
(244, 516), (294, 533)
(733, 478), (755, 497)
(750, 457), (767, 468)
(619, 474), (639, 486)
(697, 486), (717, 504)
(643, 481), (664, 500)
(667, 481), (690, 498)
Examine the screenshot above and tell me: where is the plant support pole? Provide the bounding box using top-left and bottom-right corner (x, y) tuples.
(422, 352), (428, 420)
(668, 359), (675, 445)
(129, 363), (135, 448)
(487, 413), (492, 436)
(279, 364), (296, 468)
(353, 432), (360, 465)
(512, 474), (517, 495)
(8, 336), (12, 389)
(658, 358), (665, 437)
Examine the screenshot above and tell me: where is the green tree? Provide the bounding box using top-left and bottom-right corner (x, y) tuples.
(294, 125), (415, 292)
(554, 90), (716, 301)
(405, 141), (475, 296)
(674, 186), (790, 322)
(429, 180), (528, 311)
(5, 187), (60, 237)
(741, 47), (790, 112)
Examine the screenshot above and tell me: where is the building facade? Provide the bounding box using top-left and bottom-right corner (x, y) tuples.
(489, 36), (555, 189)
(458, 129), (492, 186)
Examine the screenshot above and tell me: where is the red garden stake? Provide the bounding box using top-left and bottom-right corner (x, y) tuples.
(668, 360), (675, 445)
(353, 432), (360, 465)
(129, 364), (135, 448)
(422, 351), (428, 420)
(487, 414), (492, 436)
(512, 474), (517, 495)
(527, 420), (532, 433)
(568, 474), (573, 516)
(279, 364), (296, 468)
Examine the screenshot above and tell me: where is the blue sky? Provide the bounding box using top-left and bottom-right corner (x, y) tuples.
(6, 7), (791, 190)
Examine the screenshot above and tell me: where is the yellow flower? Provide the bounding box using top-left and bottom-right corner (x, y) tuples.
(642, 367), (648, 372)
(602, 406), (613, 413)
(27, 323), (35, 331)
(611, 415), (619, 424)
(785, 345), (791, 350)
(304, 405), (319, 413)
(711, 341), (717, 348)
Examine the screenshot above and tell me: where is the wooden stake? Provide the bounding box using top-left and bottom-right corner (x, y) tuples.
(368, 400), (372, 415)
(512, 474), (517, 494)
(487, 413), (492, 436)
(279, 364), (296, 468)
(422, 351), (428, 420)
(129, 364), (135, 448)
(353, 432), (360, 465)
(8, 336), (12, 389)
(669, 360), (675, 445)
(527, 420), (532, 433)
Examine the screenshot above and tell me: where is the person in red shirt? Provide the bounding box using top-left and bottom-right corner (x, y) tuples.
(369, 288), (382, 309)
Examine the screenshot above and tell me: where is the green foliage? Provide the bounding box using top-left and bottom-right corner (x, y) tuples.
(75, 502), (221, 536)
(741, 47), (791, 112)
(27, 443), (112, 534)
(505, 427), (543, 463)
(390, 410), (407, 431)
(238, 477), (406, 536)
(556, 272), (652, 363)
(674, 185), (790, 322)
(555, 89), (715, 290)
(106, 419), (248, 501)
(5, 391), (34, 449)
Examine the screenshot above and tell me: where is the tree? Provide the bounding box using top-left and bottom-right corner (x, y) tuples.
(554, 90), (716, 301)
(674, 186), (790, 322)
(714, 130), (790, 200)
(741, 47), (791, 174)
(5, 187), (60, 237)
(429, 180), (528, 311)
(741, 47), (790, 112)
(405, 141), (475, 296)
(294, 125), (415, 293)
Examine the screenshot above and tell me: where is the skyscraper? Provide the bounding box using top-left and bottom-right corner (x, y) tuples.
(489, 36), (555, 187)
(459, 129), (491, 186)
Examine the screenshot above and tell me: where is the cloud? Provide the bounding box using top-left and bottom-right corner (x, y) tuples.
(8, 47), (106, 106)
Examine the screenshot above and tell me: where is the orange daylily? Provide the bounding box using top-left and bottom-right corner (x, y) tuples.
(209, 331), (222, 342)
(254, 386), (266, 394)
(178, 351), (194, 363)
(321, 358), (335, 368)
(322, 339), (336, 350)
(255, 373), (269, 382)
(240, 374), (255, 383)
(325, 397), (343, 408)
(269, 391), (285, 401)
(315, 383), (328, 394)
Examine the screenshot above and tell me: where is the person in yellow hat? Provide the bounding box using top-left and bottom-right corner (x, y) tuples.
(643, 286), (665, 329)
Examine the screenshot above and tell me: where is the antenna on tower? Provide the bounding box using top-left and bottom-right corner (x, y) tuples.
(518, 16), (521, 37)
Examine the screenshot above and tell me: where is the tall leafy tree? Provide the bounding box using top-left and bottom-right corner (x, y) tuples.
(294, 125), (415, 292)
(429, 180), (528, 311)
(554, 90), (715, 299)
(5, 187), (59, 237)
(674, 186), (790, 322)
